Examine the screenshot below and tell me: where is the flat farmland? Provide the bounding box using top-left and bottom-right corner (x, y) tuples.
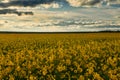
(0, 33), (120, 80)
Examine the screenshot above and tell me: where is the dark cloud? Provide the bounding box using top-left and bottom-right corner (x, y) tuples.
(0, 0), (54, 7)
(83, 0), (101, 5)
(0, 0), (119, 8)
(0, 0), (71, 8)
(0, 9), (33, 16)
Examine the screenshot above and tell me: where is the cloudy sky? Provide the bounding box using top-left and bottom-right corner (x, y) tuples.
(0, 0), (120, 32)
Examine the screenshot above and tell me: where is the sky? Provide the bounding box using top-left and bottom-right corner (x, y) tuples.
(0, 0), (120, 32)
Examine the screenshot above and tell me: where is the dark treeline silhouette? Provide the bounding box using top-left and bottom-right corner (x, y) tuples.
(0, 30), (120, 34)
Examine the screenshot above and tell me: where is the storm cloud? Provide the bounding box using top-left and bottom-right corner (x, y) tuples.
(0, 9), (33, 16)
(0, 0), (119, 8)
(0, 0), (55, 7)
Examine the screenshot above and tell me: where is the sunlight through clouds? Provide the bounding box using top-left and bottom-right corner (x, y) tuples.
(0, 0), (120, 32)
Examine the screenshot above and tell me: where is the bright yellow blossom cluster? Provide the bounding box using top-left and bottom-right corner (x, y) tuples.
(0, 33), (120, 80)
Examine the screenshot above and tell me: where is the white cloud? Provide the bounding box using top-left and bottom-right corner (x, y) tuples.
(0, 7), (120, 32)
(66, 0), (100, 7)
(66, 0), (82, 7)
(40, 2), (61, 9)
(1, 0), (10, 3)
(66, 0), (120, 7)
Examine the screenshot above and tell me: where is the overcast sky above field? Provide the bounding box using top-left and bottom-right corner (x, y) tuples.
(0, 0), (120, 32)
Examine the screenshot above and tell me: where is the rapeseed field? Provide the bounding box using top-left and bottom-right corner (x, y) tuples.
(0, 33), (120, 80)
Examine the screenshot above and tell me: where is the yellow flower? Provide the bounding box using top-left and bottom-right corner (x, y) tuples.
(29, 75), (37, 80)
(66, 59), (71, 65)
(16, 66), (21, 71)
(9, 75), (14, 80)
(42, 70), (47, 76)
(57, 65), (66, 72)
(93, 72), (103, 80)
(87, 67), (94, 74)
(79, 75), (84, 80)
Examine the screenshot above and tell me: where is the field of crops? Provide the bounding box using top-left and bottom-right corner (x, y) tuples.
(0, 33), (120, 80)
